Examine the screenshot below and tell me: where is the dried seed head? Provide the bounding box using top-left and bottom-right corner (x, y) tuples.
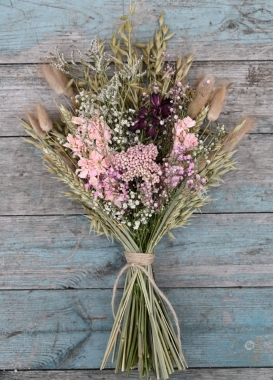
(198, 158), (206, 172)
(198, 152), (214, 171)
(188, 75), (215, 119)
(222, 118), (255, 152)
(207, 85), (229, 121)
(60, 154), (76, 172)
(41, 65), (74, 98)
(25, 109), (46, 138)
(35, 104), (53, 132)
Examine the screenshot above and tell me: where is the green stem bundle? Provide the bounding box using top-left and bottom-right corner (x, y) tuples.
(101, 263), (187, 379)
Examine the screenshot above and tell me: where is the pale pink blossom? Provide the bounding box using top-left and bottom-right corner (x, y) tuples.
(86, 118), (111, 145)
(88, 150), (110, 174)
(104, 191), (123, 207)
(174, 129), (198, 150)
(71, 116), (111, 154)
(112, 144), (160, 186)
(76, 151), (111, 189)
(174, 117), (198, 151)
(71, 116), (86, 125)
(182, 133), (198, 150)
(76, 157), (98, 179)
(174, 116), (196, 137)
(64, 134), (84, 157)
(65, 116), (112, 191)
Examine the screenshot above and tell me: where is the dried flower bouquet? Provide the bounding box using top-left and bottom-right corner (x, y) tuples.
(22, 6), (253, 380)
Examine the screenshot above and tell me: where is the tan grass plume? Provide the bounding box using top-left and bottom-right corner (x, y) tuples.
(42, 65), (74, 98)
(207, 84), (229, 122)
(25, 109), (46, 138)
(36, 104), (53, 132)
(188, 75), (215, 119)
(222, 118), (255, 152)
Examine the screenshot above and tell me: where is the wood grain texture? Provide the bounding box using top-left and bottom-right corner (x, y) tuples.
(1, 135), (272, 215)
(0, 61), (271, 137)
(1, 0), (273, 375)
(1, 0), (273, 63)
(1, 214), (273, 289)
(2, 368), (273, 379)
(1, 288), (273, 369)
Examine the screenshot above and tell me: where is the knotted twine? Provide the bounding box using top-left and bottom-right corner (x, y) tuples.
(111, 251), (183, 357)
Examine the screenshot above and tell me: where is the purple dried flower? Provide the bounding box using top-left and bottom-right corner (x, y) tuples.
(160, 99), (171, 118)
(129, 120), (140, 132)
(129, 93), (171, 139)
(146, 125), (157, 138)
(150, 93), (162, 107)
(139, 107), (148, 119)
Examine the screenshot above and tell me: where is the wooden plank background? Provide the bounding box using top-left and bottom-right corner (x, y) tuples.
(0, 0), (272, 378)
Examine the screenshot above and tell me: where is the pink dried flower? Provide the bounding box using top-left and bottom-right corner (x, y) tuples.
(163, 144), (205, 192)
(71, 116), (111, 153)
(107, 144), (162, 206)
(182, 133), (198, 150)
(174, 117), (198, 151)
(71, 116), (86, 125)
(64, 134), (84, 157)
(64, 116), (112, 193)
(112, 144), (160, 185)
(87, 118), (111, 145)
(174, 117), (196, 136)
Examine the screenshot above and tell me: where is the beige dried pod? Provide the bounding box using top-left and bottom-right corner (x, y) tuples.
(207, 85), (229, 121)
(35, 104), (53, 132)
(41, 65), (74, 98)
(25, 109), (46, 138)
(198, 152), (214, 171)
(222, 118), (255, 152)
(188, 75), (215, 119)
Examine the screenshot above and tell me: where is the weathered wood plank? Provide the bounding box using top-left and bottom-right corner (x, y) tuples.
(1, 368), (273, 380)
(1, 0), (273, 63)
(1, 0), (272, 375)
(1, 214), (273, 289)
(0, 135), (272, 215)
(1, 288), (273, 369)
(0, 61), (271, 137)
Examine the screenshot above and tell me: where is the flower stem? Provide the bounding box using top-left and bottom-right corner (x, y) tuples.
(101, 263), (187, 379)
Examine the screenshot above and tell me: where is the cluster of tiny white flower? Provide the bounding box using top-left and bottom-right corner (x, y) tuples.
(191, 124), (227, 162)
(216, 124), (226, 137)
(75, 90), (97, 117)
(96, 73), (121, 105)
(100, 107), (137, 151)
(84, 38), (111, 73)
(101, 201), (125, 222)
(46, 47), (71, 74)
(91, 184), (167, 230)
(119, 56), (146, 80)
(192, 139), (209, 158)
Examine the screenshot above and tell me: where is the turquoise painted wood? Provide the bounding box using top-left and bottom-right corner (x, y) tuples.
(1, 214), (273, 289)
(0, 0), (273, 63)
(1, 288), (273, 369)
(1, 369), (273, 380)
(0, 0), (273, 376)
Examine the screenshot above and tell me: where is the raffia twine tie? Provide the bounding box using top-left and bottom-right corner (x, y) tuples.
(111, 251), (183, 357)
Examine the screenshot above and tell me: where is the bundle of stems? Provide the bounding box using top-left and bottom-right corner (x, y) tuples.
(101, 265), (187, 379)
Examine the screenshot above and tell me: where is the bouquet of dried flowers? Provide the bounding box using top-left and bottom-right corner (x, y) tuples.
(22, 5), (253, 380)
